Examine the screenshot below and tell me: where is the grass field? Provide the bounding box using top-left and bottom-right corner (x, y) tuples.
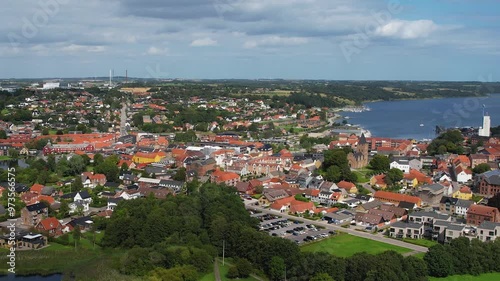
(301, 233), (413, 257)
(402, 238), (438, 248)
(353, 171), (370, 183)
(430, 273), (500, 281)
(0, 156), (12, 161)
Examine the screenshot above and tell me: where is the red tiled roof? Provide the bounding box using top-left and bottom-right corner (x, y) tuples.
(374, 191), (421, 205)
(39, 217), (61, 231)
(337, 180), (356, 189)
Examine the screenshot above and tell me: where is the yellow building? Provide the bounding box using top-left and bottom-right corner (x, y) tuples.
(452, 186), (473, 201)
(132, 151), (166, 164)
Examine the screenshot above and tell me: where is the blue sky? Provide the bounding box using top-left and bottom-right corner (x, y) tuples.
(1, 0), (499, 80)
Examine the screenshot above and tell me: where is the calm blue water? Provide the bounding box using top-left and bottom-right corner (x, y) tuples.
(0, 275), (62, 281)
(340, 94), (500, 140)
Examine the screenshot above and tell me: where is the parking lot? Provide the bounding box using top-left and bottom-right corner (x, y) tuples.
(254, 211), (336, 245)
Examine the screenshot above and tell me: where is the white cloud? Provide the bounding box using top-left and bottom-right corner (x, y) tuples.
(375, 20), (438, 39)
(145, 46), (169, 55)
(60, 44), (106, 53)
(244, 36), (308, 49)
(190, 38), (218, 47)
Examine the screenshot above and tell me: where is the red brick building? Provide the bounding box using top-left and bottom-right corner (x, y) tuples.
(467, 205), (500, 226)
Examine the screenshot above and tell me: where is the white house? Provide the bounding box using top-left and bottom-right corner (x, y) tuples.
(455, 166), (472, 183)
(67, 191), (93, 214)
(390, 160), (410, 173)
(455, 200), (474, 217)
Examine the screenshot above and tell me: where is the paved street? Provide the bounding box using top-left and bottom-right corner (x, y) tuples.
(245, 203), (428, 253)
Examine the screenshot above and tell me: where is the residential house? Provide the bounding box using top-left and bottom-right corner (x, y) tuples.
(408, 211), (451, 228)
(259, 189), (291, 206)
(210, 169), (240, 187)
(452, 186), (473, 200)
(66, 216), (93, 232)
(379, 204), (408, 220)
(107, 197), (123, 211)
(390, 159), (410, 173)
(470, 154), (489, 168)
(0, 231), (47, 250)
(477, 221), (500, 242)
(355, 213), (385, 229)
(455, 199), (475, 217)
(36, 217), (63, 237)
(370, 174), (388, 189)
(81, 172), (107, 188)
(467, 204), (500, 226)
(432, 220), (466, 243)
(159, 179), (184, 194)
(21, 202), (48, 227)
(455, 166), (472, 183)
(61, 191), (93, 214)
(398, 201), (417, 210)
(336, 181), (358, 194)
(389, 221), (425, 239)
(356, 200), (383, 213)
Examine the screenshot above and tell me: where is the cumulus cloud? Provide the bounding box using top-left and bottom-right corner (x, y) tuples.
(243, 36), (308, 49)
(374, 20), (438, 39)
(60, 44), (106, 53)
(190, 38), (218, 47)
(145, 46), (169, 55)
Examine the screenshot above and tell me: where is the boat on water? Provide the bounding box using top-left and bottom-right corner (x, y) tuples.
(420, 124), (424, 127)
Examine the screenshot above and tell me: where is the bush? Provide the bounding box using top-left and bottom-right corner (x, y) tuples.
(235, 258), (253, 278)
(227, 266), (239, 279)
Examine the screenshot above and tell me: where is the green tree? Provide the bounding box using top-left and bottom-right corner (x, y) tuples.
(47, 154), (56, 172)
(310, 273), (335, 281)
(73, 226), (82, 249)
(173, 167), (186, 181)
(68, 155), (86, 175)
(369, 155), (390, 171)
(235, 258), (253, 278)
(93, 153), (104, 167)
(58, 201), (69, 219)
(269, 256), (286, 281)
(473, 163), (491, 174)
(386, 168), (404, 186)
(227, 266), (240, 279)
(41, 128), (50, 135)
(73, 177), (84, 192)
(424, 244), (454, 277)
(8, 148), (19, 159)
(0, 130), (7, 139)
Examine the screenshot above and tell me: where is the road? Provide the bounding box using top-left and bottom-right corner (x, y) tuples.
(245, 204), (428, 253)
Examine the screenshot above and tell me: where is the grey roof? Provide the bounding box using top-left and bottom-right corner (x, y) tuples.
(455, 199), (474, 208)
(391, 221), (423, 230)
(355, 194), (372, 201)
(0, 204), (5, 215)
(478, 221), (500, 230)
(410, 211), (450, 220)
(26, 202), (47, 212)
(359, 200), (383, 210)
(41, 186), (54, 196)
(485, 174), (500, 186)
(398, 201), (416, 209)
(421, 183), (446, 193)
(324, 212), (353, 221)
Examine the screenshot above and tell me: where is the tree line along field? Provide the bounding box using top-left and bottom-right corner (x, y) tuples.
(430, 273), (500, 281)
(300, 233), (413, 257)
